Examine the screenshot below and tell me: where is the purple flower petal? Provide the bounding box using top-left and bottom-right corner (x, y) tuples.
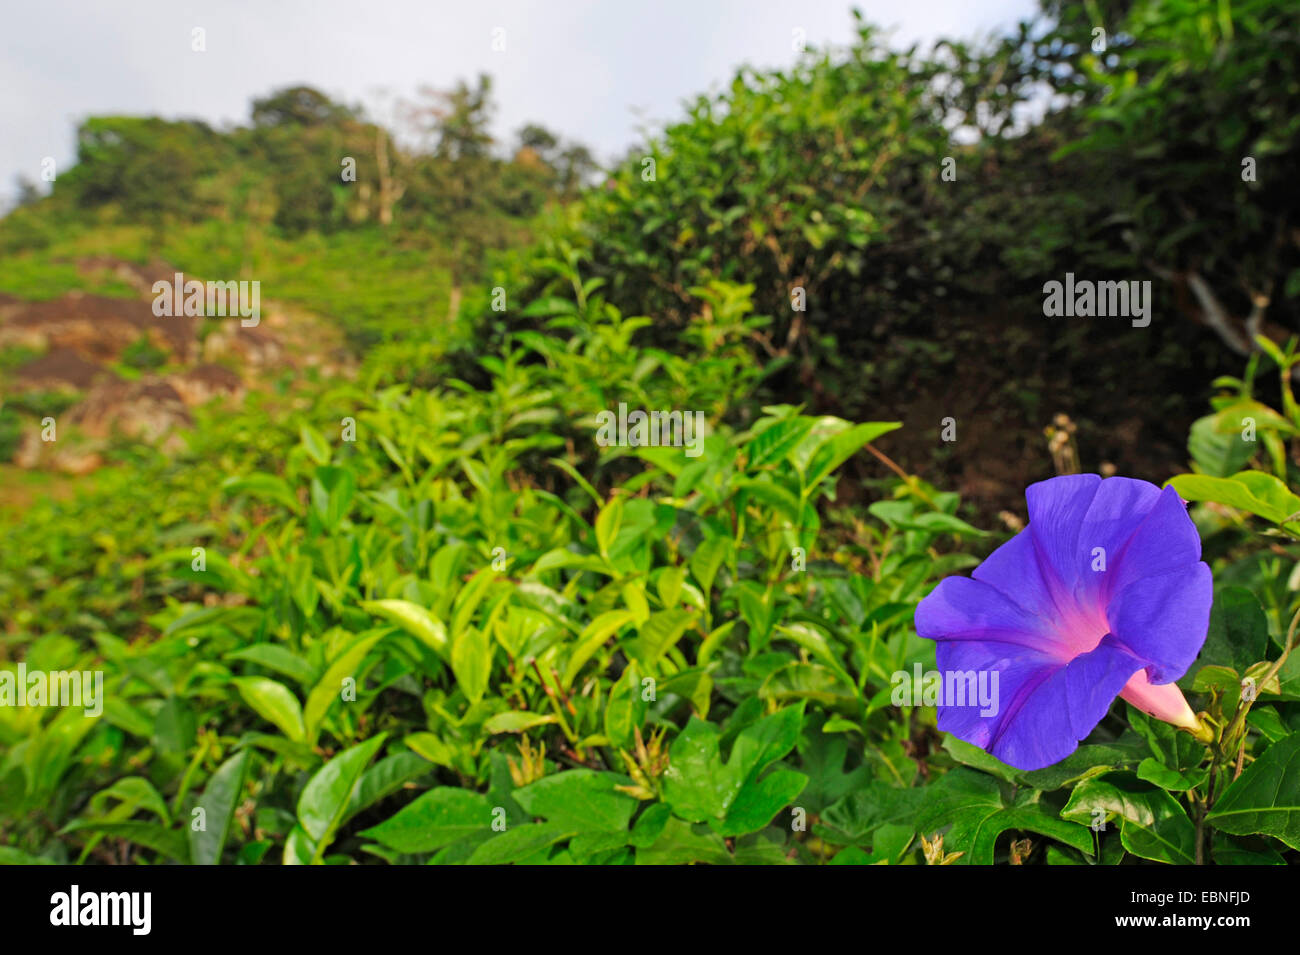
(1024, 474), (1101, 613)
(915, 473), (1213, 771)
(1104, 485), (1204, 599)
(916, 575), (1069, 656)
(1107, 563), (1213, 684)
(970, 525), (1061, 627)
(1073, 477), (1164, 609)
(939, 634), (1146, 770)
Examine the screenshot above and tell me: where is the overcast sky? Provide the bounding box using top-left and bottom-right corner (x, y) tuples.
(1, 0), (1039, 208)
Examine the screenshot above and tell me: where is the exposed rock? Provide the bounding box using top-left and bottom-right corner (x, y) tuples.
(13, 347), (111, 391)
(170, 363), (244, 407)
(68, 377), (192, 444)
(74, 256), (181, 297)
(1, 280), (345, 476)
(13, 429), (104, 474)
(0, 292), (201, 363)
(202, 321), (285, 368)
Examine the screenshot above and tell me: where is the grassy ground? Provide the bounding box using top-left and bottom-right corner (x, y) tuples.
(0, 223), (458, 348)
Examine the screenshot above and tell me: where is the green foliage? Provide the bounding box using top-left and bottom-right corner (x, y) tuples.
(120, 334), (168, 371)
(0, 406), (22, 463)
(0, 270), (975, 865)
(1056, 0), (1300, 326)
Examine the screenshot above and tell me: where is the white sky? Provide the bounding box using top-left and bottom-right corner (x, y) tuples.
(1, 0), (1039, 208)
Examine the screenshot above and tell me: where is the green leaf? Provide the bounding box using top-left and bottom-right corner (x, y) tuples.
(689, 536), (730, 602)
(360, 787), (492, 853)
(512, 770), (638, 832)
(656, 565), (686, 610)
(483, 711), (560, 734)
(628, 803), (672, 848)
(604, 662), (649, 749)
(343, 752), (431, 825)
(728, 703), (804, 781)
(745, 417), (816, 470)
(1206, 732), (1300, 850)
(232, 677), (305, 743)
(451, 568), (498, 636)
(941, 736), (1022, 784)
(404, 732), (456, 768)
(917, 768), (1094, 865)
(595, 496), (624, 559)
(1127, 705), (1205, 774)
(296, 734), (387, 857)
(61, 821), (191, 864)
(190, 750), (250, 865)
(795, 719), (873, 813)
(715, 767), (808, 837)
(1187, 413), (1255, 477)
(1168, 471), (1300, 528)
(663, 718), (738, 822)
(468, 822), (576, 864)
(311, 465), (357, 526)
(805, 421), (901, 489)
(1062, 778), (1196, 864)
(304, 632), (385, 745)
(815, 784), (925, 846)
(569, 830), (630, 861)
(625, 609), (696, 668)
(360, 600), (448, 659)
(283, 825), (317, 865)
(1180, 587), (1269, 686)
(221, 473), (300, 513)
(634, 816), (733, 865)
(0, 847), (57, 864)
(152, 696), (195, 761)
(1017, 739), (1149, 790)
(759, 662), (857, 708)
(562, 610), (635, 688)
(450, 626), (492, 704)
(90, 776), (170, 824)
(1136, 757), (1205, 792)
(299, 423), (331, 466)
(548, 457), (602, 508)
(101, 698), (153, 739)
(226, 644), (318, 686)
(1211, 832), (1286, 865)
(663, 708), (803, 827)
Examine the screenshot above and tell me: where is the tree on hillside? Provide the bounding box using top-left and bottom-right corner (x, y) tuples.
(251, 85), (357, 128)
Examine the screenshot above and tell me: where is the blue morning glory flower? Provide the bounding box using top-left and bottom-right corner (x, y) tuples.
(915, 474), (1213, 771)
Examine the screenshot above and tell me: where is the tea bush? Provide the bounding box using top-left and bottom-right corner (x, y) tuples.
(0, 277), (978, 863)
(4, 264), (1297, 864)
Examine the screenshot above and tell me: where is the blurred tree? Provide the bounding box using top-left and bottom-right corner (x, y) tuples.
(1046, 0), (1300, 357)
(13, 176), (41, 208)
(251, 86), (357, 128)
(517, 123), (560, 156)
